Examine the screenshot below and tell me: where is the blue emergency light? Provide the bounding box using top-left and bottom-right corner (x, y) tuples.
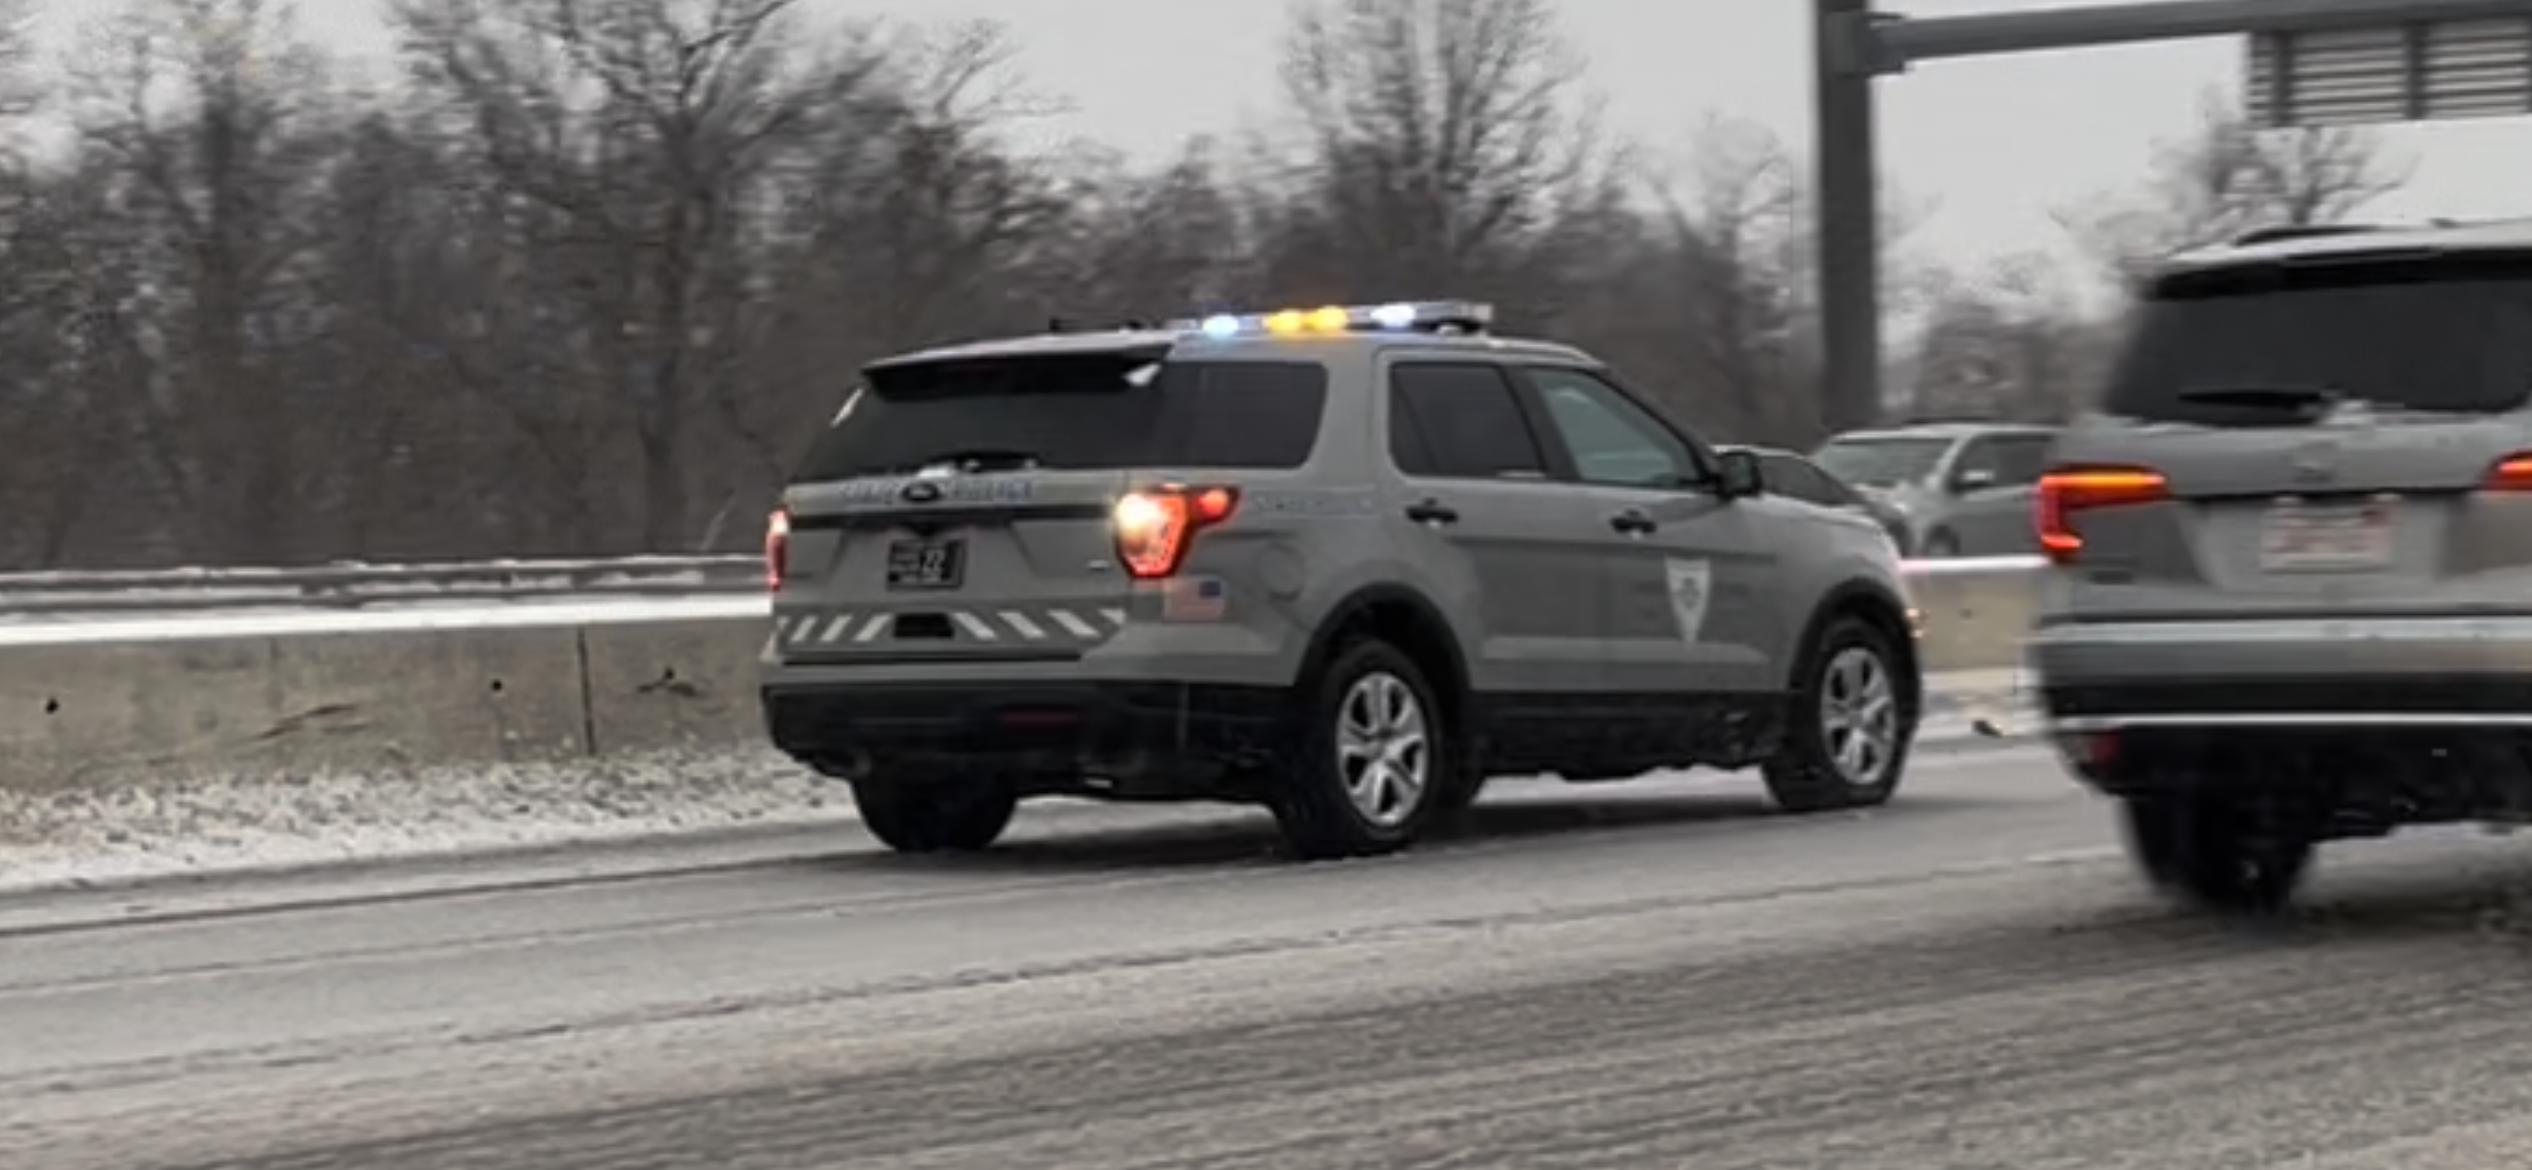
(1167, 300), (1493, 339)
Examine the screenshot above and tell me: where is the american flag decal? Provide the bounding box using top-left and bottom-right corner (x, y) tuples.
(1162, 576), (1228, 621)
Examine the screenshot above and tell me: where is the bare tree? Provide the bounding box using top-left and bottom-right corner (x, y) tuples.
(1563, 116), (1934, 444)
(2058, 88), (2412, 287)
(1907, 253), (2112, 423)
(1265, 0), (1625, 318)
(390, 0), (880, 551)
(4, 9), (2227, 572)
(1025, 137), (1246, 320)
(69, 0), (343, 565)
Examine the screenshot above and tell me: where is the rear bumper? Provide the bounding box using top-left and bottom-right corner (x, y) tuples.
(2028, 614), (2532, 729)
(2030, 615), (2532, 810)
(760, 680), (1290, 789)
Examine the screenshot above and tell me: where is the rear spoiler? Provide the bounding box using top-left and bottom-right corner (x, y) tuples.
(861, 340), (1175, 379)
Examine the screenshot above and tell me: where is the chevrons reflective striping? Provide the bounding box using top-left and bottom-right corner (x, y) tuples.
(776, 604), (1128, 647)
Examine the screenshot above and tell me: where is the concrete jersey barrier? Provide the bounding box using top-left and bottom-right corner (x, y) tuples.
(0, 561), (2044, 795)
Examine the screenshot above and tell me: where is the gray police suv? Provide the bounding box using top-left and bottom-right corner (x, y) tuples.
(2031, 219), (2532, 912)
(760, 301), (1923, 860)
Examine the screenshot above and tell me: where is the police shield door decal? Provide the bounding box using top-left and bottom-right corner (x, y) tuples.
(1664, 558), (1711, 642)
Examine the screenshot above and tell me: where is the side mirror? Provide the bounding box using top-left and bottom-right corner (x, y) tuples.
(1951, 467), (1997, 492)
(1716, 449), (1765, 499)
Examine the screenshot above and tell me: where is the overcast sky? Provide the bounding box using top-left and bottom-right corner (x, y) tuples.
(32, 0), (2532, 284)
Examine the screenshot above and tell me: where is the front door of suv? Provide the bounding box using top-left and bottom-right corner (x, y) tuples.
(1510, 364), (1789, 698)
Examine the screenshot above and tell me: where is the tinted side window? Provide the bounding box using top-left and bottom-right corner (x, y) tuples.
(1950, 437), (2000, 484)
(2105, 256), (2532, 424)
(1763, 454), (1851, 507)
(795, 356), (1327, 481)
(1388, 363), (1548, 479)
(1990, 435), (2054, 485)
(1524, 367), (1707, 488)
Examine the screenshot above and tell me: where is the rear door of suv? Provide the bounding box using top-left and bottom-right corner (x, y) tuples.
(771, 342), (1327, 664)
(2045, 248), (2532, 619)
(1381, 356), (1609, 694)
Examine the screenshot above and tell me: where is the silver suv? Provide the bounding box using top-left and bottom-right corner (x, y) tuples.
(2030, 219), (2532, 911)
(759, 301), (1924, 860)
(1813, 421), (2059, 557)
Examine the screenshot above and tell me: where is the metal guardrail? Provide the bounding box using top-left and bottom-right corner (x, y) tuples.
(0, 553), (2051, 622)
(0, 555), (765, 617)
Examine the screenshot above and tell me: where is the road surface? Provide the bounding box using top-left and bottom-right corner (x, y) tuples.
(9, 742), (2532, 1169)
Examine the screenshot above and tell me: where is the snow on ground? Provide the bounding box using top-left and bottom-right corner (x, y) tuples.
(0, 673), (2036, 898)
(0, 746), (851, 895)
(0, 668), (2025, 896)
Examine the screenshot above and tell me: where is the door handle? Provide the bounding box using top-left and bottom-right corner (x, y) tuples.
(1405, 498), (1459, 524)
(1609, 509), (1657, 535)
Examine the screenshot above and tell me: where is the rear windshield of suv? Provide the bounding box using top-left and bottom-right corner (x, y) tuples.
(793, 351), (1329, 480)
(2103, 252), (2532, 425)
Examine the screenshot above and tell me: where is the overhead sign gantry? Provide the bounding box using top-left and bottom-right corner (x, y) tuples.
(1810, 0), (2532, 430)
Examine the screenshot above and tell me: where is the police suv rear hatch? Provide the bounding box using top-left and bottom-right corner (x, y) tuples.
(768, 337), (1322, 662)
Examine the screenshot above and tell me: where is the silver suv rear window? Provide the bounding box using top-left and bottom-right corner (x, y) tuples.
(2104, 253), (2532, 426)
(794, 352), (1329, 480)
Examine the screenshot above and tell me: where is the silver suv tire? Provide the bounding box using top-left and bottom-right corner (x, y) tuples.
(1763, 615), (1912, 813)
(1270, 638), (1453, 860)
(2121, 792), (2311, 915)
(851, 776), (1018, 854)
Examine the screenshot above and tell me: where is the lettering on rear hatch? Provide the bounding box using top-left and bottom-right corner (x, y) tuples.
(1245, 489), (1377, 517)
(813, 477), (1039, 508)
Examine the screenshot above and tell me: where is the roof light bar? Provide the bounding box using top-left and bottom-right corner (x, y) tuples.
(1166, 300), (1494, 339)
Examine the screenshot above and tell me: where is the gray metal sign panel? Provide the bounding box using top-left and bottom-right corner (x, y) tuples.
(2247, 17), (2532, 126)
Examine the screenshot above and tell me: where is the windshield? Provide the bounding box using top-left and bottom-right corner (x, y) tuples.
(792, 353), (1329, 481)
(1812, 436), (1953, 487)
(2103, 253), (2532, 426)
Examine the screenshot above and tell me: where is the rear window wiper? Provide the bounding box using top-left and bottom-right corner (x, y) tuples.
(914, 448), (1042, 472)
(2173, 384), (2342, 412)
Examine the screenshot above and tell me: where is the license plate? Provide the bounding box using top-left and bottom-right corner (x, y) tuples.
(885, 538), (964, 589)
(2258, 500), (2392, 572)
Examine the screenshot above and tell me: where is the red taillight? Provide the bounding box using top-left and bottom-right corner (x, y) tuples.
(1113, 486), (1238, 578)
(2485, 453), (2532, 491)
(2034, 465), (2167, 564)
(764, 507), (790, 590)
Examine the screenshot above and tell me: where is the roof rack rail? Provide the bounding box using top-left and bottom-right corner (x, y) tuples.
(2227, 223), (2384, 247)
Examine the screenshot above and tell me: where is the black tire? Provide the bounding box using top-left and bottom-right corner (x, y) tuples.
(1764, 615), (1914, 814)
(2121, 793), (2311, 915)
(1918, 530), (1961, 558)
(1269, 638), (1454, 860)
(850, 776), (1018, 854)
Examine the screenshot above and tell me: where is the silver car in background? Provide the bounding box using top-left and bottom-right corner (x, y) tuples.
(1812, 421), (2059, 558)
(1720, 445), (1911, 552)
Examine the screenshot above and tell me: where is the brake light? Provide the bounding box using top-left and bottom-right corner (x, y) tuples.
(2485, 453), (2532, 491)
(764, 507), (790, 590)
(1113, 486), (1238, 578)
(2034, 466), (2166, 564)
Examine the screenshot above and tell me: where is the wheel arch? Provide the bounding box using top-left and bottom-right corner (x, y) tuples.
(1785, 577), (1922, 715)
(1295, 583), (1472, 730)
